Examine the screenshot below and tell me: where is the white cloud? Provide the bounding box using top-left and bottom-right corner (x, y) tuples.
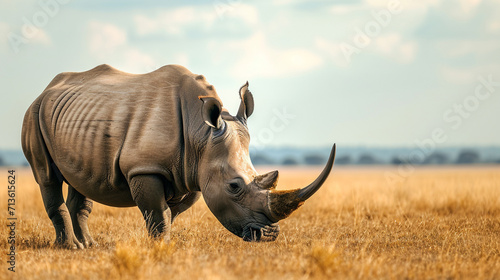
(363, 0), (393, 8)
(6, 22), (52, 48)
(222, 4), (258, 25)
(86, 20), (157, 74)
(134, 4), (257, 37)
(134, 15), (159, 36)
(0, 22), (10, 52)
(134, 7), (217, 36)
(0, 22), (9, 32)
(88, 21), (127, 55)
(437, 40), (500, 58)
(440, 66), (476, 84)
(29, 28), (51, 45)
(374, 34), (417, 63)
(398, 42), (417, 63)
(172, 52), (189, 67)
(329, 5), (364, 15)
(271, 0), (303, 6)
(389, 0), (481, 21)
(134, 7), (200, 36)
(116, 49), (155, 74)
(314, 37), (350, 67)
(365, 0), (441, 9)
(315, 34), (417, 65)
(222, 32), (322, 79)
(488, 19), (500, 33)
(375, 33), (400, 53)
(451, 0), (481, 19)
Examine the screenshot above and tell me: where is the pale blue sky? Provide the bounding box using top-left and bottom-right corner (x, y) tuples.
(1, 0), (499, 150)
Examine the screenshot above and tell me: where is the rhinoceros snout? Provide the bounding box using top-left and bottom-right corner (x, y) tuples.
(242, 223), (280, 242)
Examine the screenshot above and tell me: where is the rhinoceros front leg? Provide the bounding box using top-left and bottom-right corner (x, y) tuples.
(129, 175), (172, 241)
(66, 185), (97, 248)
(39, 180), (84, 249)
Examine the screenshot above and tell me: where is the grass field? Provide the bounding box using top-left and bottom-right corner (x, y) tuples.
(1, 166), (499, 279)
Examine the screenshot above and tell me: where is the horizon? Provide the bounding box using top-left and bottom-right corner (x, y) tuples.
(2, 145), (499, 167)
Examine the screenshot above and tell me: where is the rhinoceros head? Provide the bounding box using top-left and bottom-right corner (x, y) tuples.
(197, 82), (336, 242)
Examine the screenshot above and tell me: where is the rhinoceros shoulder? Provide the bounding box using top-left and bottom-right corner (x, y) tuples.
(153, 64), (192, 75)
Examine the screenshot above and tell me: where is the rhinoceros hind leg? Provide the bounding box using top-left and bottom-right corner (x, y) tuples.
(66, 185), (97, 248)
(129, 175), (172, 241)
(39, 180), (84, 249)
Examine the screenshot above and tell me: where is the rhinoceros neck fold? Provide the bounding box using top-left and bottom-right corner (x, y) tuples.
(176, 74), (217, 194)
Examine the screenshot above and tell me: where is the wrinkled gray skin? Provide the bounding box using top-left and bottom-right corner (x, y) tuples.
(21, 64), (336, 249)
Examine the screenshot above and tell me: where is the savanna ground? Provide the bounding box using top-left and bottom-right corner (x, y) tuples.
(1, 166), (499, 280)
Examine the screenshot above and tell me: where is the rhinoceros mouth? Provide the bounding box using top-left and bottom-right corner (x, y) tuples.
(242, 223), (280, 242)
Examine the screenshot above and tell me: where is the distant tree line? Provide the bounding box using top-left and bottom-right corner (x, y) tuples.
(250, 149), (500, 166)
(1, 150), (498, 167)
(390, 150), (488, 165)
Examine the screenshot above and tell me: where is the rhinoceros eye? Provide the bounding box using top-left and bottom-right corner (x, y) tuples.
(229, 183), (240, 192)
(227, 178), (244, 195)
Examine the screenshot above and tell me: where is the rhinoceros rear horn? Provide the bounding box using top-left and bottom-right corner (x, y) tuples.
(237, 81), (254, 120)
(268, 144), (336, 221)
(254, 170), (279, 190)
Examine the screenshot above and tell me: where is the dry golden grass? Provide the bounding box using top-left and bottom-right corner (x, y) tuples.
(1, 166), (499, 280)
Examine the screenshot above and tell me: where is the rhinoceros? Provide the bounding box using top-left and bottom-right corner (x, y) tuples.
(21, 64), (336, 248)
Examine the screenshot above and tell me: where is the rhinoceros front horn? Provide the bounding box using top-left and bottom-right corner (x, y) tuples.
(268, 144), (336, 221)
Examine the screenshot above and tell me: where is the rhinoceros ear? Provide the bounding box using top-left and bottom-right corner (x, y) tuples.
(237, 81), (254, 120)
(199, 96), (223, 129)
